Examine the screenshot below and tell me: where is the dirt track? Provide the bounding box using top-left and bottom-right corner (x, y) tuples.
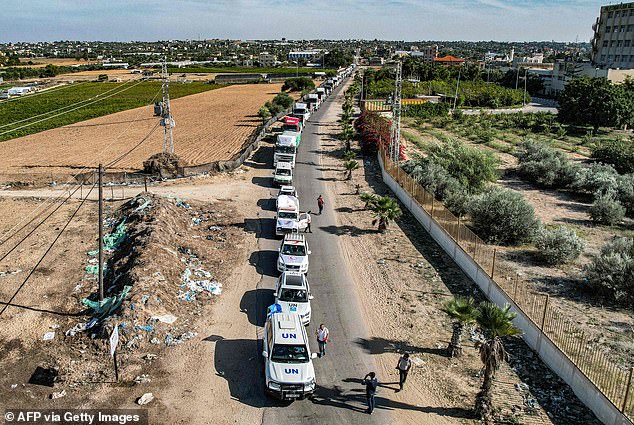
(0, 83), (284, 181)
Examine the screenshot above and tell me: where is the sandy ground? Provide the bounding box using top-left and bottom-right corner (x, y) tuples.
(0, 83), (284, 182)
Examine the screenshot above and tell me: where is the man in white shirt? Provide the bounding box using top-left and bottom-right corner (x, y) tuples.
(396, 353), (412, 392)
(316, 323), (329, 358)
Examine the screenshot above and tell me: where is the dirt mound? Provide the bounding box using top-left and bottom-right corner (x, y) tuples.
(1, 192), (244, 401)
(143, 152), (188, 177)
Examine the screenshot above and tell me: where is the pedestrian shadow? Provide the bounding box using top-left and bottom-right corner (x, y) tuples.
(354, 337), (447, 357)
(318, 224), (376, 237)
(342, 377), (399, 392)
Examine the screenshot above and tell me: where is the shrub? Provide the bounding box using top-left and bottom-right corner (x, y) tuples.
(515, 140), (579, 188)
(282, 77), (315, 92)
(572, 163), (620, 197)
(258, 105), (272, 123)
(585, 237), (634, 307)
(535, 226), (585, 265)
(468, 187), (540, 245)
(589, 196), (626, 225)
(404, 102), (450, 119)
(616, 174), (634, 216)
(591, 140), (634, 174)
(355, 111), (391, 156)
(426, 138), (500, 192)
(265, 101), (283, 115)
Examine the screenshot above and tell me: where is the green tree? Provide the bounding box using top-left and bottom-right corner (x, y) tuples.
(341, 121), (355, 151)
(272, 92), (293, 109)
(559, 77), (634, 132)
(343, 160), (360, 180)
(441, 297), (479, 358)
(369, 196), (402, 232)
(282, 77), (315, 92)
(475, 303), (521, 421)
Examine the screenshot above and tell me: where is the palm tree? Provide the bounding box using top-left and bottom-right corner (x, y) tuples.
(359, 192), (379, 210)
(341, 122), (355, 151)
(441, 297), (479, 358)
(342, 150), (356, 161)
(475, 302), (522, 421)
(369, 196), (402, 232)
(343, 160), (360, 180)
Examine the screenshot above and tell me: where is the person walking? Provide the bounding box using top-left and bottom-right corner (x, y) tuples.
(317, 195), (325, 215)
(304, 211), (312, 233)
(315, 323), (329, 357)
(395, 353), (412, 392)
(362, 372), (378, 414)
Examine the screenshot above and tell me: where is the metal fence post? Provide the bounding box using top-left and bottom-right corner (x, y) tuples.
(541, 294), (550, 331)
(490, 248), (496, 279)
(622, 367), (634, 413)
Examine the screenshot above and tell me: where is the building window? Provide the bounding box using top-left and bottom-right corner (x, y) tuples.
(615, 55), (621, 62)
(625, 40), (631, 47)
(608, 12), (613, 18)
(628, 25), (633, 32)
(606, 26), (612, 32)
(618, 40), (623, 47)
(611, 40), (616, 47)
(630, 10), (634, 16)
(603, 40), (609, 47)
(609, 55), (614, 61)
(601, 54), (607, 62)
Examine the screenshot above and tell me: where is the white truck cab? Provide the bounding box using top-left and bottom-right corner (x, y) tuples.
(276, 195), (308, 236)
(263, 312), (317, 400)
(274, 134), (297, 168)
(306, 93), (320, 111)
(273, 161), (293, 186)
(278, 186), (297, 199)
(277, 234), (311, 273)
(275, 272), (313, 325)
(293, 102), (311, 122)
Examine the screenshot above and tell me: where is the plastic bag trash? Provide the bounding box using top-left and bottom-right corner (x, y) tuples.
(103, 220), (127, 251)
(11, 384), (18, 389)
(65, 318), (98, 337)
(0, 269), (22, 277)
(87, 250), (98, 256)
(85, 265), (99, 274)
(515, 382), (530, 392)
(133, 197), (151, 213)
(135, 325), (154, 332)
(50, 390), (66, 399)
(43, 332), (55, 341)
(151, 314), (177, 324)
(82, 286), (132, 318)
(137, 393), (154, 405)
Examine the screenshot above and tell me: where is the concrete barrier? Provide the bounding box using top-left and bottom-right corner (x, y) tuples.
(377, 153), (633, 425)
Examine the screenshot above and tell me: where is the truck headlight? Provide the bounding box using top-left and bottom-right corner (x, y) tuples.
(305, 378), (316, 391)
(278, 258), (284, 268)
(268, 381), (281, 391)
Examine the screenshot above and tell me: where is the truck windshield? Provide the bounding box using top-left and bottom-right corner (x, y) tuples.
(280, 288), (308, 302)
(276, 146), (296, 154)
(281, 244), (306, 256)
(283, 125), (299, 132)
(293, 109), (306, 115)
(271, 344), (309, 363)
(278, 211), (298, 219)
(276, 169), (291, 176)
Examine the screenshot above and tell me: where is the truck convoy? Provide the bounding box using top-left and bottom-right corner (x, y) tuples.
(263, 64), (356, 401)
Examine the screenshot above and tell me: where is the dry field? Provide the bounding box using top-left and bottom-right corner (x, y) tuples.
(0, 83), (284, 183)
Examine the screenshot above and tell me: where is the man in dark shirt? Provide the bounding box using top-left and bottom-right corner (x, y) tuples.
(362, 372), (378, 414)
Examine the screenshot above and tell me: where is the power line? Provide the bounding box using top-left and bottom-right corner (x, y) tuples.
(106, 121), (161, 168)
(0, 79), (139, 130)
(0, 83), (78, 105)
(0, 184), (83, 260)
(0, 181), (96, 318)
(0, 79), (146, 137)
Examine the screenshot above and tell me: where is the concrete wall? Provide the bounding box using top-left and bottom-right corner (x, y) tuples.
(377, 154), (633, 425)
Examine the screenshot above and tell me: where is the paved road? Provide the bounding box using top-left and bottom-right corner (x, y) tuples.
(252, 80), (389, 424)
(462, 97), (558, 115)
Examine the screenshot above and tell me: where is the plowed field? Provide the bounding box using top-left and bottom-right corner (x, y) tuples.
(0, 83), (284, 182)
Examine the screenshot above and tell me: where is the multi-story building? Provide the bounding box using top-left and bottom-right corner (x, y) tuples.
(288, 50), (322, 62)
(258, 52), (277, 67)
(395, 45), (438, 63)
(591, 2), (634, 69)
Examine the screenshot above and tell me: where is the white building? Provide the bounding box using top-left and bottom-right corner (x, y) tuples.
(259, 52), (277, 67)
(288, 50), (322, 62)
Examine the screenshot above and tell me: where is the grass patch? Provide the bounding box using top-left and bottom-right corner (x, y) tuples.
(0, 81), (225, 142)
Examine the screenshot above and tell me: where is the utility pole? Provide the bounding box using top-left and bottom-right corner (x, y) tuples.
(160, 58), (175, 154)
(389, 60), (403, 162)
(515, 66), (520, 90)
(98, 164), (104, 301)
(523, 68), (528, 107)
(453, 63), (462, 111)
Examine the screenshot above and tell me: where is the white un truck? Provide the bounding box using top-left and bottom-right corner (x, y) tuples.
(277, 233), (311, 273)
(263, 312), (317, 400)
(276, 195), (308, 236)
(273, 161), (293, 186)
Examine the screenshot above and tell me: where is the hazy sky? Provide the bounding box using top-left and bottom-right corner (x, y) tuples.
(2, 0), (608, 43)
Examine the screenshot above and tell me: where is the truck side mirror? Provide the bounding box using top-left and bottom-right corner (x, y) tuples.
(307, 251), (312, 255)
(309, 295), (314, 300)
(311, 353), (318, 359)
